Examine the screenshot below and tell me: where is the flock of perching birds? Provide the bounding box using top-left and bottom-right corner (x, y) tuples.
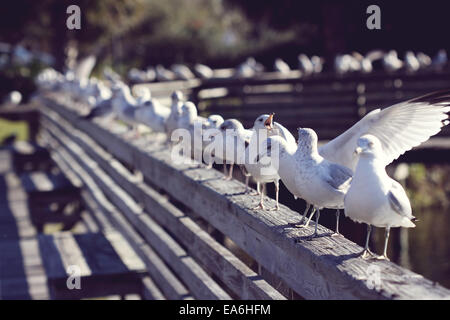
(36, 66), (450, 261)
(126, 49), (448, 82)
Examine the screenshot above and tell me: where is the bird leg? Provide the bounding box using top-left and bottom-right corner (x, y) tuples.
(222, 164), (228, 179)
(375, 227), (391, 261)
(252, 183), (266, 210)
(244, 176), (257, 195)
(269, 180), (280, 211)
(298, 207), (316, 228)
(307, 209), (320, 239)
(331, 210), (341, 236)
(360, 224), (375, 259)
(298, 203), (311, 224)
(225, 163), (234, 180)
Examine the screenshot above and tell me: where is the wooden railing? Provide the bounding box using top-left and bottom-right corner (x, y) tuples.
(170, 69), (450, 140)
(36, 92), (450, 300)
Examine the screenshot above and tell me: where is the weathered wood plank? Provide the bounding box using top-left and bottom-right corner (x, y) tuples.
(0, 237), (50, 299)
(47, 142), (192, 300)
(41, 105), (285, 299)
(38, 231), (146, 299)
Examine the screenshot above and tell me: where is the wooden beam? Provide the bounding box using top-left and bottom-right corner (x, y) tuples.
(40, 96), (450, 299)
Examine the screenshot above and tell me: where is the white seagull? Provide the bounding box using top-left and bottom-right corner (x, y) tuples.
(194, 63), (214, 79)
(383, 50), (403, 72)
(298, 54), (314, 76)
(274, 58), (291, 74)
(259, 128), (352, 237)
(243, 113), (296, 210)
(213, 119), (252, 180)
(404, 51), (420, 72)
(345, 135), (417, 260)
(165, 91), (185, 145)
(172, 64), (195, 80)
(134, 89), (170, 133)
(432, 49), (447, 70)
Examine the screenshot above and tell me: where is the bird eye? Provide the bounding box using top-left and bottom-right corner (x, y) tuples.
(369, 142), (374, 147)
(258, 118), (263, 122)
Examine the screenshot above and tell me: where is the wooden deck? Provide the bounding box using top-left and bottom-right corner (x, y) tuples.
(29, 92), (450, 300)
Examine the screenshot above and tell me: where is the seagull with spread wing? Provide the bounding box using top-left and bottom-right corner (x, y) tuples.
(258, 90), (450, 238)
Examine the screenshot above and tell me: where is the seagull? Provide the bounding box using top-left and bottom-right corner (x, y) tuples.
(165, 91), (185, 145)
(235, 57), (264, 78)
(274, 58), (291, 74)
(383, 50), (403, 72)
(194, 63), (214, 79)
(171, 64), (195, 80)
(3, 91), (22, 106)
(156, 64), (176, 81)
(345, 135), (417, 260)
(81, 80), (114, 120)
(202, 115), (224, 168)
(335, 54), (360, 74)
(310, 55), (324, 74)
(404, 51), (420, 72)
(259, 90), (450, 236)
(416, 52), (432, 69)
(175, 101), (214, 162)
(74, 55), (96, 82)
(246, 57), (264, 73)
(103, 67), (122, 83)
(432, 49), (447, 70)
(213, 119), (252, 180)
(110, 83), (142, 135)
(259, 128), (353, 237)
(134, 88), (170, 133)
(298, 54), (314, 76)
(128, 68), (151, 83)
(352, 52), (373, 73)
(243, 113), (296, 210)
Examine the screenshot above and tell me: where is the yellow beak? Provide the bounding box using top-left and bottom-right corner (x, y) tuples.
(354, 147), (363, 155)
(264, 113), (274, 129)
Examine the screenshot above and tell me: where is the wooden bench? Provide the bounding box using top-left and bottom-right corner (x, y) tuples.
(0, 231), (147, 299)
(10, 141), (52, 173)
(39, 231), (147, 299)
(21, 172), (82, 232)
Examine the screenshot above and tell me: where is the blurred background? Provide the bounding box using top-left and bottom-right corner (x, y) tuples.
(0, 0), (449, 292)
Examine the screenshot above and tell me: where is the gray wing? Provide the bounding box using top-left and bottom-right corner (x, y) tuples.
(83, 99), (112, 119)
(388, 180), (414, 219)
(325, 162), (353, 191)
(122, 105), (138, 120)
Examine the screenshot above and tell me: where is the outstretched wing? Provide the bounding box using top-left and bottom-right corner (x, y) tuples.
(319, 89), (450, 170)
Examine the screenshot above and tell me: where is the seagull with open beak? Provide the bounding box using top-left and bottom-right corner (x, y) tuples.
(242, 113), (296, 210)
